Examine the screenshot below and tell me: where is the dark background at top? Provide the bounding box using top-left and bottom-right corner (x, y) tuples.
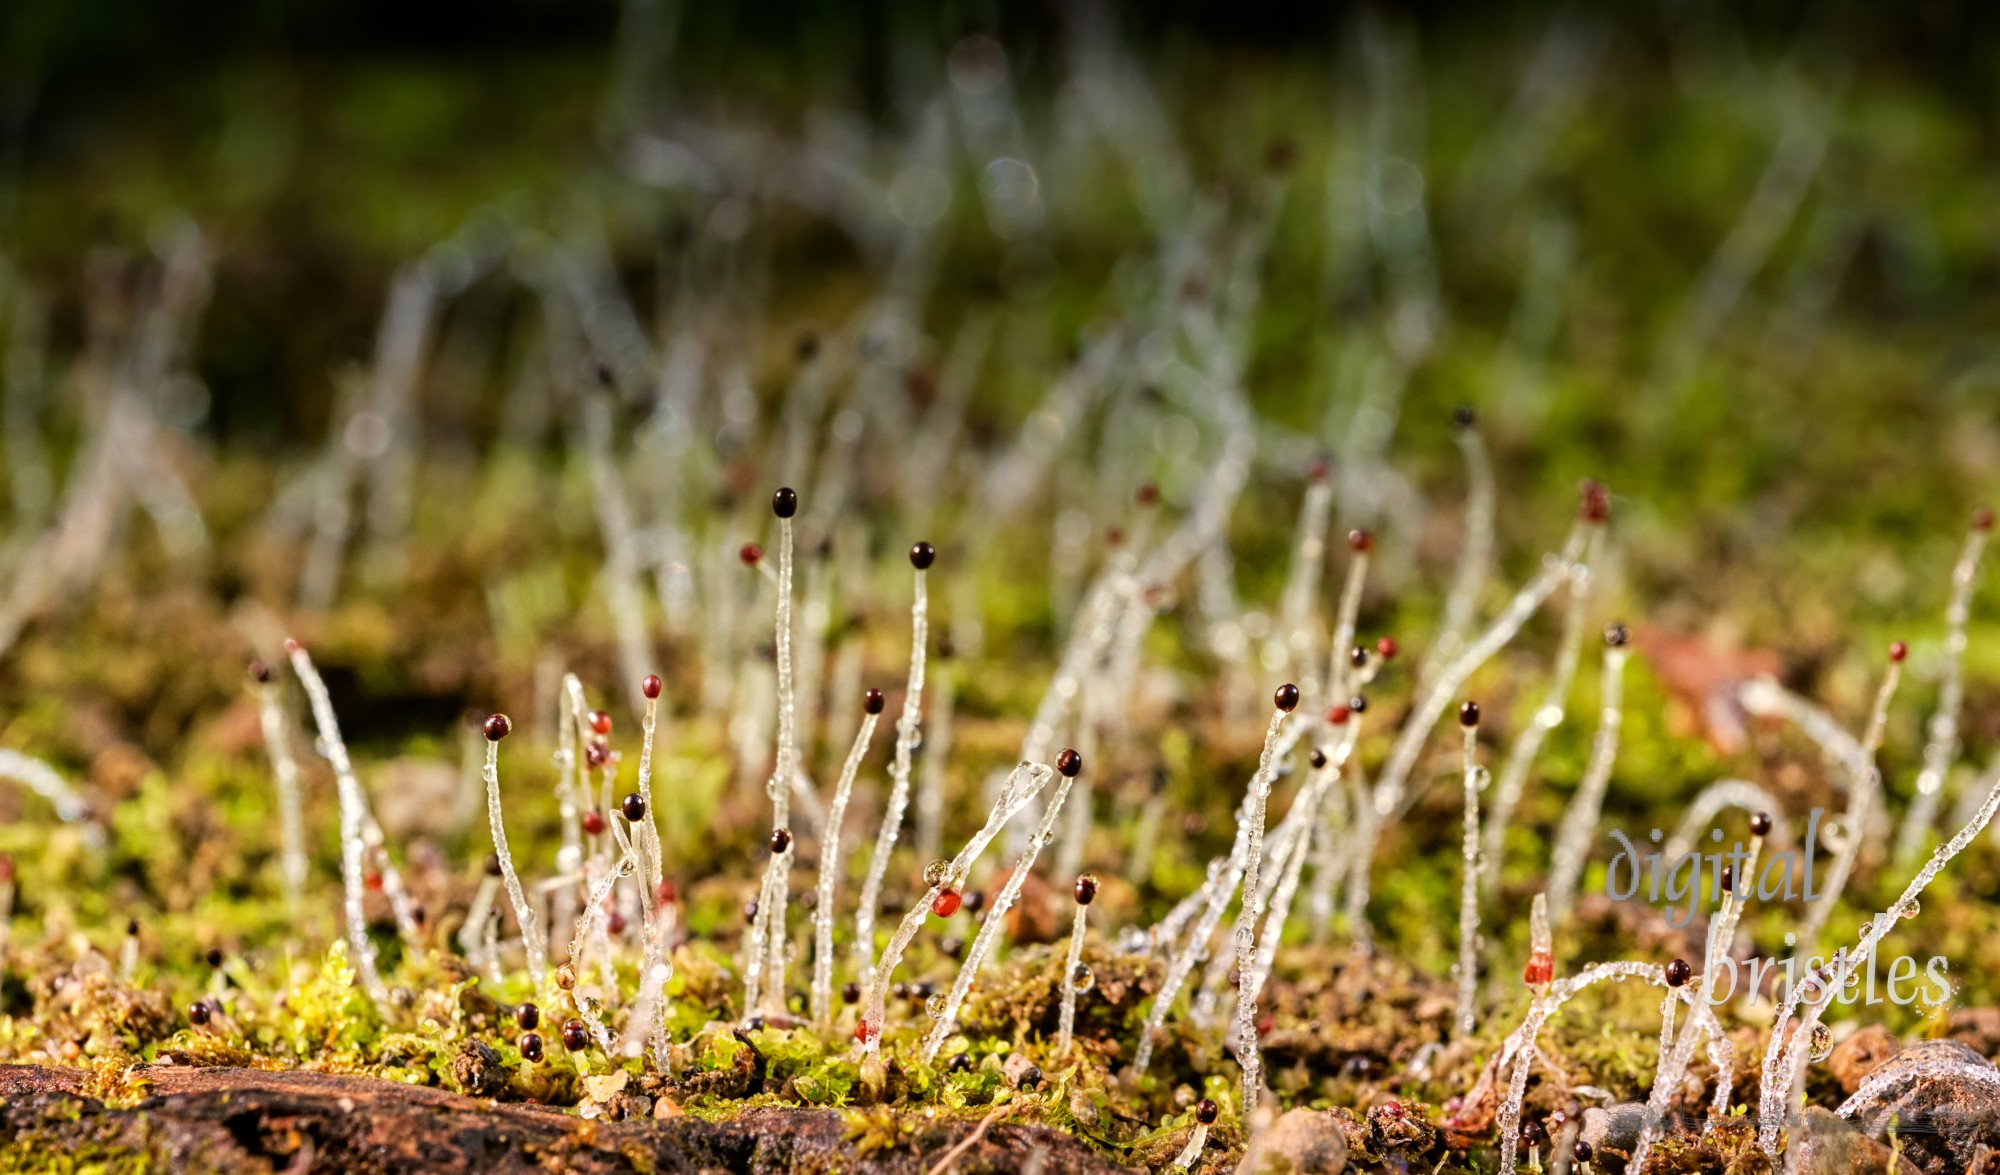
(7, 0), (1998, 119)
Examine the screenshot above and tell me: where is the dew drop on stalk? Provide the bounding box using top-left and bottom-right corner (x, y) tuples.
(1070, 963), (1095, 994)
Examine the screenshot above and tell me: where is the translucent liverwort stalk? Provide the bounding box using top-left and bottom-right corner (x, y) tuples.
(1796, 643), (1904, 952)
(1757, 758), (2000, 1159)
(855, 761), (1051, 1055)
(1349, 510), (1593, 947)
(459, 870), (501, 982)
(0, 749), (92, 828)
(812, 690), (883, 1024)
(1137, 690), (1295, 1077)
(923, 748), (1088, 1062)
(476, 712), (547, 989)
(1897, 509), (1991, 865)
(1055, 873), (1099, 1057)
(1420, 409), (1496, 695)
(914, 660), (956, 865)
(1172, 1101), (1218, 1171)
(1493, 960), (1673, 1173)
(1320, 529), (1373, 709)
(565, 851), (633, 1052)
(247, 661), (307, 915)
(1837, 1057), (2000, 1122)
(1630, 821), (1766, 1172)
(1454, 701), (1486, 1040)
(1482, 529), (1601, 888)
(285, 639), (389, 1003)
(1246, 723), (1357, 1006)
(632, 674), (670, 1048)
(551, 673), (590, 941)
(1547, 624), (1631, 923)
(745, 486), (800, 1018)
(1271, 466), (1334, 697)
(1232, 687), (1298, 1112)
(853, 540), (932, 982)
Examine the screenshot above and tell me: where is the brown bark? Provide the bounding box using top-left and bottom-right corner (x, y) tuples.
(0, 1064), (1134, 1174)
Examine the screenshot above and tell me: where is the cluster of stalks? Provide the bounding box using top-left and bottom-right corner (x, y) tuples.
(0, 15), (1992, 1172)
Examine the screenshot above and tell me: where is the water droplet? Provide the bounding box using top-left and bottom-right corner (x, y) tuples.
(1900, 900), (1920, 919)
(1070, 963), (1095, 994)
(925, 993), (948, 1019)
(923, 859), (950, 886)
(1808, 1022), (1833, 1062)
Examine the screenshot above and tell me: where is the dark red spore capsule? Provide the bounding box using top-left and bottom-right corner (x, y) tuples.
(1195, 1098), (1219, 1125)
(248, 660), (271, 684)
(1460, 700), (1481, 727)
(622, 793), (647, 822)
(1580, 479), (1611, 523)
(589, 710), (613, 736)
(910, 541), (936, 570)
(1073, 875), (1099, 905)
(1890, 640), (1908, 663)
(1665, 958), (1692, 987)
(1376, 636), (1398, 660)
(770, 828), (792, 854)
(1348, 528), (1373, 553)
(519, 1032), (543, 1062)
(931, 889), (962, 917)
(483, 713), (512, 741)
(1055, 748), (1083, 777)
(1274, 683), (1300, 713)
(865, 688), (885, 714)
(515, 1003), (540, 1030)
(740, 543), (763, 566)
(772, 487), (798, 518)
(582, 810), (606, 836)
(642, 674), (663, 700)
(561, 1018), (589, 1050)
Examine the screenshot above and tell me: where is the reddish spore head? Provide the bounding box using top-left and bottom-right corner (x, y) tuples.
(1347, 528), (1373, 553)
(1375, 635), (1398, 660)
(483, 713), (511, 741)
(740, 543), (763, 566)
(1055, 748), (1084, 777)
(864, 688), (885, 714)
(642, 674), (662, 700)
(1579, 478), (1611, 523)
